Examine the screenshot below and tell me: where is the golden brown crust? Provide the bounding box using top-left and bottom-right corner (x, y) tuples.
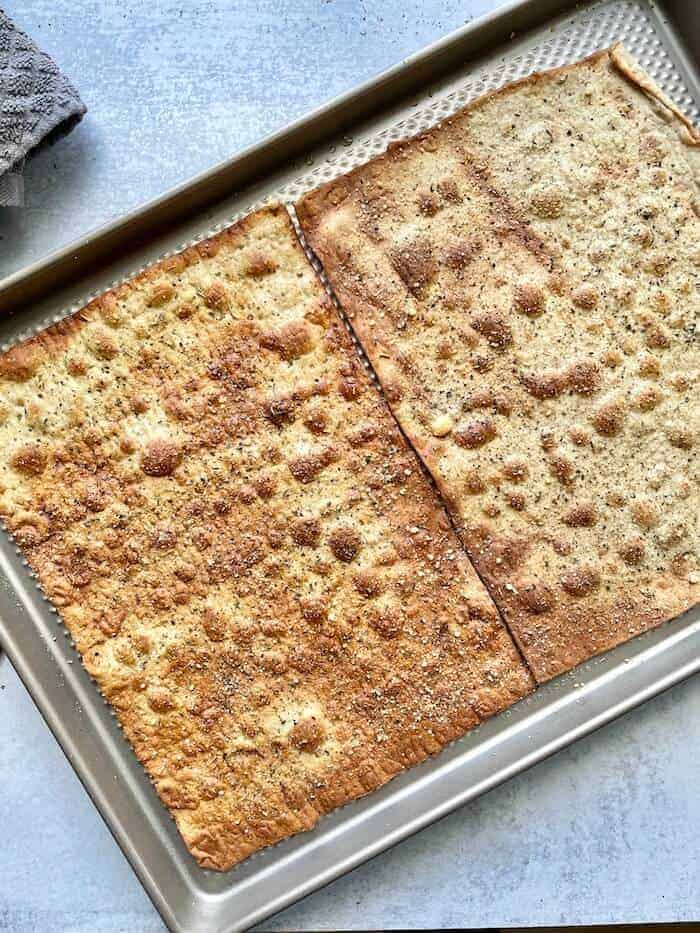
(609, 45), (700, 148)
(297, 47), (700, 682)
(0, 204), (532, 869)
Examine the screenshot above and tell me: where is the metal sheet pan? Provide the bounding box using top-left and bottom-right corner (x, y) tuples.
(1, 1), (698, 931)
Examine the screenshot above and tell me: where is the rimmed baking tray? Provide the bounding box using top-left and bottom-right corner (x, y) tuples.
(1, 1), (698, 931)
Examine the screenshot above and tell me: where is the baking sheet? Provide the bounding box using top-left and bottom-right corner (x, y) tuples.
(0, 1), (698, 931)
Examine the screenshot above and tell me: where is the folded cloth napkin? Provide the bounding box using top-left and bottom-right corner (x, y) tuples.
(0, 9), (86, 205)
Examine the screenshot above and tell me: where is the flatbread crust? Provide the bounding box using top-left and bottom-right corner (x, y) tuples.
(0, 204), (532, 869)
(297, 46), (700, 682)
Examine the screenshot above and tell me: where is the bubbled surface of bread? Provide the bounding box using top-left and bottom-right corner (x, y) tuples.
(0, 205), (532, 869)
(297, 47), (700, 682)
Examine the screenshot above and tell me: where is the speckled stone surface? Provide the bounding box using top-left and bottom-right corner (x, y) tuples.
(1, 2), (699, 931)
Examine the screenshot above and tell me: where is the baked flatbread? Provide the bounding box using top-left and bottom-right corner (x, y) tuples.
(0, 205), (532, 868)
(297, 46), (700, 681)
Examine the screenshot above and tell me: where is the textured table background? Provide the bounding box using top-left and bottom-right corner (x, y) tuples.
(1, 1), (699, 931)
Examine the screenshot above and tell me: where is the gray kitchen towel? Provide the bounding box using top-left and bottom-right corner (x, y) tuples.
(0, 9), (86, 205)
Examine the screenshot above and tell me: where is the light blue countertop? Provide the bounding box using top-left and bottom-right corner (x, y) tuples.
(1, 2), (699, 931)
